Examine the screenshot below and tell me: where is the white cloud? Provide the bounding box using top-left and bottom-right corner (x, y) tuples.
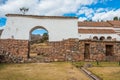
(0, 0), (97, 17)
(78, 17), (87, 21)
(0, 0), (7, 5)
(92, 9), (120, 21)
(0, 26), (5, 29)
(99, 0), (112, 3)
(0, 0), (39, 17)
(77, 7), (94, 18)
(0, 0), (3, 5)
(96, 8), (106, 13)
(0, 0), (118, 22)
(77, 6), (120, 21)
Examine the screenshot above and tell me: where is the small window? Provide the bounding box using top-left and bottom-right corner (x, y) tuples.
(107, 36), (112, 40)
(100, 36), (105, 41)
(93, 36), (98, 40)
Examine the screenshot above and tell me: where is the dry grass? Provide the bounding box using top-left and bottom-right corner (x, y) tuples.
(88, 67), (120, 80)
(31, 43), (51, 49)
(0, 62), (90, 80)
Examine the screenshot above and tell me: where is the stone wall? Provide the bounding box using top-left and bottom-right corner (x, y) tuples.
(31, 39), (120, 62)
(30, 39), (83, 62)
(79, 40), (120, 61)
(0, 39), (28, 63)
(0, 38), (120, 63)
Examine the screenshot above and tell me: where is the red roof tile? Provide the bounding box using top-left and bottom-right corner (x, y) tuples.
(78, 22), (112, 27)
(107, 21), (120, 28)
(78, 29), (116, 34)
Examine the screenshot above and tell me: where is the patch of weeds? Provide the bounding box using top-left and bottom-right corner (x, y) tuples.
(72, 61), (84, 68)
(0, 63), (6, 70)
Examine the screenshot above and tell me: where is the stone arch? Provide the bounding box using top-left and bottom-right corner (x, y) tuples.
(28, 26), (49, 58)
(29, 26), (49, 41)
(107, 36), (112, 40)
(100, 36), (105, 41)
(93, 36), (98, 40)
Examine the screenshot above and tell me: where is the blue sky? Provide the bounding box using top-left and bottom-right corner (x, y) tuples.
(32, 29), (48, 35)
(0, 0), (120, 34)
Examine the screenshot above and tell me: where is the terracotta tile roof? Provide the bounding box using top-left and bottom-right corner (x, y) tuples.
(78, 29), (116, 34)
(107, 21), (120, 28)
(78, 22), (112, 27)
(6, 14), (78, 19)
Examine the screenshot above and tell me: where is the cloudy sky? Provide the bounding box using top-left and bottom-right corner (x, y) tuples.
(0, 0), (120, 27)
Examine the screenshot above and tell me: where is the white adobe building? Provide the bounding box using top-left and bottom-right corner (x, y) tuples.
(0, 14), (120, 41)
(78, 21), (120, 41)
(108, 21), (120, 35)
(1, 14), (78, 41)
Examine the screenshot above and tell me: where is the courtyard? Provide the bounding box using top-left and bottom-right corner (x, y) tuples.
(0, 62), (90, 80)
(73, 61), (120, 80)
(88, 67), (120, 80)
(0, 62), (120, 80)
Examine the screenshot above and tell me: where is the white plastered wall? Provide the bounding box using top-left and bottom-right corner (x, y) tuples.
(1, 16), (78, 41)
(78, 33), (120, 40)
(78, 26), (120, 41)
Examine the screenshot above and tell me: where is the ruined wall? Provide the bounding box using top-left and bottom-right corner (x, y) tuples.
(31, 39), (83, 62)
(0, 39), (28, 63)
(0, 38), (120, 63)
(79, 40), (120, 61)
(32, 39), (120, 62)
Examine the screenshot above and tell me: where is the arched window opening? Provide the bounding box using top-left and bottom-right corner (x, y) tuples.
(93, 36), (98, 40)
(100, 36), (105, 41)
(29, 26), (49, 44)
(28, 26), (49, 58)
(107, 36), (112, 40)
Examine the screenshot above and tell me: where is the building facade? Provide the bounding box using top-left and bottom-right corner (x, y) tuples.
(1, 14), (78, 41)
(0, 14), (120, 62)
(78, 21), (120, 41)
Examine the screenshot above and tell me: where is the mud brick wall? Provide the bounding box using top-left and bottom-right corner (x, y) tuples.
(0, 39), (28, 63)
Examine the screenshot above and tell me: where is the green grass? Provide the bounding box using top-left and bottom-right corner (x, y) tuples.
(0, 62), (90, 80)
(72, 61), (120, 80)
(1, 62), (120, 80)
(88, 67), (120, 80)
(73, 61), (120, 67)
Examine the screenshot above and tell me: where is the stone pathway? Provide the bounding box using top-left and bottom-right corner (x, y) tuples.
(81, 67), (101, 80)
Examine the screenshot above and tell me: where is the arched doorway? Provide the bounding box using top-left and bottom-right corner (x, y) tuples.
(28, 26), (49, 58)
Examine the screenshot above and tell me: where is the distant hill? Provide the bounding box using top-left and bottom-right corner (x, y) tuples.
(31, 34), (42, 41)
(30, 33), (48, 44)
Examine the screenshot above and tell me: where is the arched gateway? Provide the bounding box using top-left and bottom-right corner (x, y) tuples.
(1, 14), (78, 41)
(29, 26), (49, 41)
(0, 14), (78, 62)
